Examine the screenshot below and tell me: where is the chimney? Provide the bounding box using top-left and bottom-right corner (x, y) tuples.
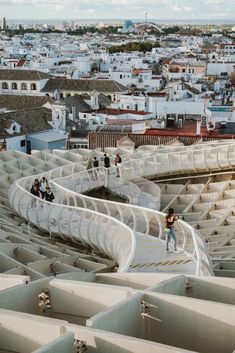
(232, 97), (235, 122)
(91, 90), (99, 110)
(72, 105), (77, 122)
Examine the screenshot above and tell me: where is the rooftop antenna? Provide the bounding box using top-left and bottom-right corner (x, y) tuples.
(143, 9), (148, 41)
(145, 9), (148, 24)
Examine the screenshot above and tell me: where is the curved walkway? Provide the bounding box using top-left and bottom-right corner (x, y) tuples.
(8, 141), (234, 276)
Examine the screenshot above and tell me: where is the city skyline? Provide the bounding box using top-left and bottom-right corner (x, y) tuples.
(0, 0), (235, 21)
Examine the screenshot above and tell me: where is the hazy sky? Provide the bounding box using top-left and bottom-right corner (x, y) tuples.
(0, 0), (234, 20)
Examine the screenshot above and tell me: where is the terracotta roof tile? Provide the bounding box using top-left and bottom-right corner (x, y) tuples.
(0, 107), (52, 138)
(0, 69), (51, 81)
(0, 95), (52, 111)
(41, 78), (127, 93)
(97, 108), (151, 115)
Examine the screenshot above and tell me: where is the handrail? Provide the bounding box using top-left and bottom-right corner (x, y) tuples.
(8, 141), (234, 275)
(8, 180), (136, 273)
(119, 142), (235, 181)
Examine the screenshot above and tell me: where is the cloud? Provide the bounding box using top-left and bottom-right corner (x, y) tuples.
(0, 0), (234, 19)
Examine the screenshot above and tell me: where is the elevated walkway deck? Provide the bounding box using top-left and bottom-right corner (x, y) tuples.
(9, 142), (233, 275)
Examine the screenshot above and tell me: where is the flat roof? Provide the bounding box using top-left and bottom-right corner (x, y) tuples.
(29, 131), (67, 142)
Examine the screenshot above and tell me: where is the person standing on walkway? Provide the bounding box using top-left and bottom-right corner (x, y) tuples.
(45, 186), (55, 203)
(32, 178), (40, 189)
(30, 184), (41, 208)
(86, 157), (93, 178)
(86, 157), (93, 171)
(93, 157), (99, 180)
(165, 208), (179, 252)
(93, 156), (99, 168)
(115, 154), (122, 177)
(39, 176), (48, 199)
(103, 153), (110, 174)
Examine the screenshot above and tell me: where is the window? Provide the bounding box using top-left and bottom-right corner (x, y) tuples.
(2, 82), (8, 89)
(20, 140), (25, 147)
(31, 83), (37, 90)
(12, 82), (18, 90)
(21, 83), (27, 90)
(182, 69), (186, 73)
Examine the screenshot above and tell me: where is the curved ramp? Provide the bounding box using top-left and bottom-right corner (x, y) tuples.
(8, 141), (233, 275)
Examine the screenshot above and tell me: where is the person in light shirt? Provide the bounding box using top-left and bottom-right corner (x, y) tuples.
(39, 176), (48, 199)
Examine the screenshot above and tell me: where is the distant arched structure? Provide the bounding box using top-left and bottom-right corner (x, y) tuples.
(130, 22), (162, 33)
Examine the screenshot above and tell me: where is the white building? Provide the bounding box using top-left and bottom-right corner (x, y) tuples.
(0, 69), (51, 95)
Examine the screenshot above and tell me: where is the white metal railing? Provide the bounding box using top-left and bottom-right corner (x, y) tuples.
(119, 142), (235, 181)
(8, 173), (212, 275)
(8, 181), (136, 273)
(8, 141), (235, 275)
(52, 177), (213, 275)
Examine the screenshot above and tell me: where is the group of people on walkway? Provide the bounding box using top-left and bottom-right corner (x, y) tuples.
(86, 153), (122, 178)
(29, 156), (178, 253)
(30, 177), (55, 207)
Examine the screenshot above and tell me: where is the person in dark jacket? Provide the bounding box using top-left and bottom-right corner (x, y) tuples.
(32, 178), (40, 189)
(92, 156), (99, 180)
(45, 187), (55, 203)
(30, 184), (40, 208)
(93, 156), (99, 168)
(104, 153), (110, 175)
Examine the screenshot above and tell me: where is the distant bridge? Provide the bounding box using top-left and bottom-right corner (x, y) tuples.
(129, 22), (162, 33)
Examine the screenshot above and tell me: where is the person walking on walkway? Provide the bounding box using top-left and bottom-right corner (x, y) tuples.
(165, 208), (179, 252)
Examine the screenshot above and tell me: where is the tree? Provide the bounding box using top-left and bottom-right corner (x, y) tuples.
(109, 42), (160, 53)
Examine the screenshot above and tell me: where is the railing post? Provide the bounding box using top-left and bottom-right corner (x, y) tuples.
(104, 167), (108, 188)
